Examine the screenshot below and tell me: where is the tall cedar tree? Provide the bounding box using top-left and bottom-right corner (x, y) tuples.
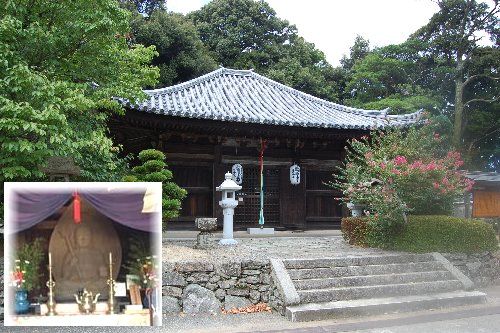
(412, 0), (499, 148)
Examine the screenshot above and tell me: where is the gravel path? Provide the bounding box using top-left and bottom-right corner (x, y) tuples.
(163, 236), (394, 264)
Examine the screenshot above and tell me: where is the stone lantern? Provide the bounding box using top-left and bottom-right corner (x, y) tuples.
(216, 172), (242, 245)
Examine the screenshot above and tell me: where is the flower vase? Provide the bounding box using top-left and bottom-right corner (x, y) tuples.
(14, 289), (30, 314)
(141, 289), (151, 309)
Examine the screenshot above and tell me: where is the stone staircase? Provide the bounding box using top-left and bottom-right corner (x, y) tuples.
(270, 253), (487, 322)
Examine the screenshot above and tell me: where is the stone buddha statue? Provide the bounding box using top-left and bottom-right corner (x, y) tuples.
(62, 226), (108, 283)
(49, 198), (121, 301)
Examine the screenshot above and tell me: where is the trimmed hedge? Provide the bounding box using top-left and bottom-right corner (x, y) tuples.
(341, 217), (369, 247)
(392, 215), (499, 253)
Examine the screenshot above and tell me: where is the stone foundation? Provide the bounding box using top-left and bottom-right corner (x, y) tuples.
(443, 251), (500, 287)
(163, 259), (275, 313)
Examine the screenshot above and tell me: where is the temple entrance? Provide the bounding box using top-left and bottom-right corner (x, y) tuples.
(234, 167), (280, 227)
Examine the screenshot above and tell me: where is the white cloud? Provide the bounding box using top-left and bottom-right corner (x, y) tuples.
(167, 0), (440, 65)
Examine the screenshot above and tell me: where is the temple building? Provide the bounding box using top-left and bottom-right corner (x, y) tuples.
(111, 68), (420, 230)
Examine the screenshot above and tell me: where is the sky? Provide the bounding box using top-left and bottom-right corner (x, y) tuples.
(166, 0), (441, 66)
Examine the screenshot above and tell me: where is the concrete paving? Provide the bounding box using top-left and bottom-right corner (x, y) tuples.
(2, 286), (499, 332)
(164, 229), (342, 240)
(164, 235), (393, 264)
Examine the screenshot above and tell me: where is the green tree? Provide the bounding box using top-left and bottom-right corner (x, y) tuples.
(0, 0), (159, 183)
(120, 0), (166, 16)
(412, 0), (499, 148)
(340, 35), (371, 71)
(189, 0), (295, 68)
(131, 10), (217, 87)
(123, 149), (187, 223)
(345, 40), (444, 114)
(189, 0), (344, 102)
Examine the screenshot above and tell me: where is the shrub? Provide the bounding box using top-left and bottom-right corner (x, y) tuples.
(138, 149), (165, 162)
(341, 217), (370, 247)
(122, 149), (187, 223)
(143, 160), (166, 172)
(392, 215), (498, 253)
(14, 238), (45, 292)
(330, 123), (474, 248)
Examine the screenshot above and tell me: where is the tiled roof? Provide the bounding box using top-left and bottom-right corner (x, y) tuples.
(119, 67), (421, 130)
(466, 172), (500, 184)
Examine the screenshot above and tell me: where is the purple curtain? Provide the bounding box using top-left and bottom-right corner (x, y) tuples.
(80, 190), (159, 233)
(9, 189), (159, 233)
(11, 191), (72, 233)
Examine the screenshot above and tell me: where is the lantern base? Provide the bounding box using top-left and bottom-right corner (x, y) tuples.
(247, 227), (275, 235)
(219, 238), (238, 246)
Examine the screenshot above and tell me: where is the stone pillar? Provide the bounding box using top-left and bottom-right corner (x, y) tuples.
(220, 201), (238, 245)
(216, 172), (241, 246)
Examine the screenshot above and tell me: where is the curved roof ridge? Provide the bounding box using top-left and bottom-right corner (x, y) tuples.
(246, 70), (390, 118)
(144, 67), (229, 94)
(122, 67), (422, 130)
(144, 67), (421, 120)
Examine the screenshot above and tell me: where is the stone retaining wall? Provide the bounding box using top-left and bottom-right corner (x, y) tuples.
(443, 251), (500, 287)
(163, 260), (274, 313)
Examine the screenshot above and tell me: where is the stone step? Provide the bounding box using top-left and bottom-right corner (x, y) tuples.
(284, 254), (434, 269)
(286, 291), (487, 322)
(298, 280), (463, 303)
(288, 261), (445, 280)
(293, 270), (455, 290)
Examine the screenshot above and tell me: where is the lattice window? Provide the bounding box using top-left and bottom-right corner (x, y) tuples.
(235, 167), (280, 226)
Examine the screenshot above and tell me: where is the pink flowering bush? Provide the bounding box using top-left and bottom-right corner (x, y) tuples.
(331, 125), (473, 247)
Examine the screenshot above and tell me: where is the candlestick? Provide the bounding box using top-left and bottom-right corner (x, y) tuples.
(46, 252), (57, 316)
(107, 251), (115, 314)
(48, 252), (52, 280)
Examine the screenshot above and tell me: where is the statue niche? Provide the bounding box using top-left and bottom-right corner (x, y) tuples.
(49, 198), (121, 301)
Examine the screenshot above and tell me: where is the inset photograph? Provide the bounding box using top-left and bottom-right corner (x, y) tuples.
(4, 182), (162, 326)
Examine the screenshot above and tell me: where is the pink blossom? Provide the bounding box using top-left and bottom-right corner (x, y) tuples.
(426, 162), (437, 171)
(380, 162), (386, 169)
(391, 168), (401, 175)
(454, 160), (464, 168)
(464, 179), (475, 192)
(394, 156), (407, 165)
(433, 182), (439, 189)
(442, 177), (449, 185)
(410, 160), (423, 169)
(447, 151), (461, 161)
(364, 151), (374, 159)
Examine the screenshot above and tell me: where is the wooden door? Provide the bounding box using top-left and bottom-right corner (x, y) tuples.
(169, 165), (213, 222)
(305, 169), (343, 228)
(280, 166), (306, 229)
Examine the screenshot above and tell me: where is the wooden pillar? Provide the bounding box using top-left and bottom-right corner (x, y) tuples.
(213, 145), (225, 228)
